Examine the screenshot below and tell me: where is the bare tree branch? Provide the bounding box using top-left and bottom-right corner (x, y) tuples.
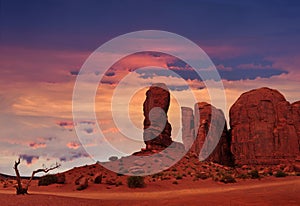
(24, 162), (61, 190)
(13, 158), (61, 195)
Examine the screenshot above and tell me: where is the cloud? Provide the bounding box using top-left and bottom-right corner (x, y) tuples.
(70, 70), (79, 76)
(216, 64), (233, 71)
(83, 128), (94, 134)
(20, 154), (39, 165)
(59, 150), (90, 162)
(57, 121), (74, 130)
(66, 142), (80, 150)
(219, 68), (288, 81)
(236, 63), (272, 70)
(29, 142), (47, 149)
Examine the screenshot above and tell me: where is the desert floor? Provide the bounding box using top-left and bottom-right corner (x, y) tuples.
(0, 176), (299, 206)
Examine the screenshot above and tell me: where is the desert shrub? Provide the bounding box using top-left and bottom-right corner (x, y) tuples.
(108, 156), (118, 161)
(236, 173), (248, 179)
(220, 174), (236, 184)
(106, 179), (116, 185)
(175, 174), (183, 180)
(94, 174), (102, 184)
(38, 174), (57, 186)
(275, 170), (287, 178)
(76, 184), (88, 191)
(115, 181), (123, 187)
(127, 176), (145, 188)
(212, 176), (219, 182)
(249, 170), (260, 179)
(296, 172), (300, 176)
(172, 180), (178, 184)
(56, 173), (66, 184)
(152, 172), (163, 178)
(195, 172), (209, 180)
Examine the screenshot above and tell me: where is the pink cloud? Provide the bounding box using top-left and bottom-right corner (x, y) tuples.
(66, 141), (80, 150)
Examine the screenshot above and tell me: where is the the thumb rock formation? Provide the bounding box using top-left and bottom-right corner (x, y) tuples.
(143, 83), (173, 150)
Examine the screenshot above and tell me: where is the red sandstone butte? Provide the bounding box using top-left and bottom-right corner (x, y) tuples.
(143, 83), (173, 150)
(229, 87), (300, 165)
(182, 103), (232, 166)
(193, 102), (232, 166)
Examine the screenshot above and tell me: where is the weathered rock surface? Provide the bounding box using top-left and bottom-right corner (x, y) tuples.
(94, 173), (102, 184)
(230, 87), (299, 165)
(181, 107), (195, 151)
(193, 102), (233, 166)
(292, 101), (300, 151)
(143, 83), (173, 150)
(77, 177), (88, 190)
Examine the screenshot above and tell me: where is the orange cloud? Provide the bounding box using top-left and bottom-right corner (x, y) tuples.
(66, 141), (80, 149)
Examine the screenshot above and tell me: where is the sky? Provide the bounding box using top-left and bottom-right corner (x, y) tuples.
(0, 0), (299, 175)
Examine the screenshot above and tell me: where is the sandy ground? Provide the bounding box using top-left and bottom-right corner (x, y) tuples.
(0, 176), (299, 206)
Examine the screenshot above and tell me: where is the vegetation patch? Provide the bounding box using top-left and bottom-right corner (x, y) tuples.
(127, 176), (145, 188)
(38, 174), (58, 186)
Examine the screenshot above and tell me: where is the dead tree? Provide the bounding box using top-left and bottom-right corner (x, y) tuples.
(13, 158), (60, 195)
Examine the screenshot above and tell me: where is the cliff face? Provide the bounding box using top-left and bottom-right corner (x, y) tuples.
(181, 107), (194, 151)
(181, 103), (233, 166)
(143, 83), (173, 150)
(193, 102), (233, 166)
(229, 87), (300, 165)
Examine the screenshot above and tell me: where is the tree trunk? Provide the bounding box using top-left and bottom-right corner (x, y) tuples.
(13, 158), (60, 195)
(13, 158), (28, 195)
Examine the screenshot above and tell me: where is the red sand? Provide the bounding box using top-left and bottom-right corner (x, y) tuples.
(1, 176), (299, 206)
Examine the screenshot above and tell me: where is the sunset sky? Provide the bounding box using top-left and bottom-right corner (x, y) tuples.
(1, 0), (300, 175)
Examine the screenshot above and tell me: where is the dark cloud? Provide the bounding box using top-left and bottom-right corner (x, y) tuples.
(168, 85), (189, 91)
(78, 120), (95, 125)
(59, 150), (89, 162)
(219, 68), (288, 81)
(29, 142), (46, 149)
(20, 154), (39, 164)
(105, 71), (115, 77)
(83, 128), (94, 134)
(100, 79), (115, 85)
(70, 70), (79, 76)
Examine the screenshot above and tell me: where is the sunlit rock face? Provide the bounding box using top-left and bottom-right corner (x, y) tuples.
(181, 107), (194, 151)
(143, 83), (172, 150)
(181, 103), (233, 166)
(230, 87), (300, 165)
(193, 102), (233, 166)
